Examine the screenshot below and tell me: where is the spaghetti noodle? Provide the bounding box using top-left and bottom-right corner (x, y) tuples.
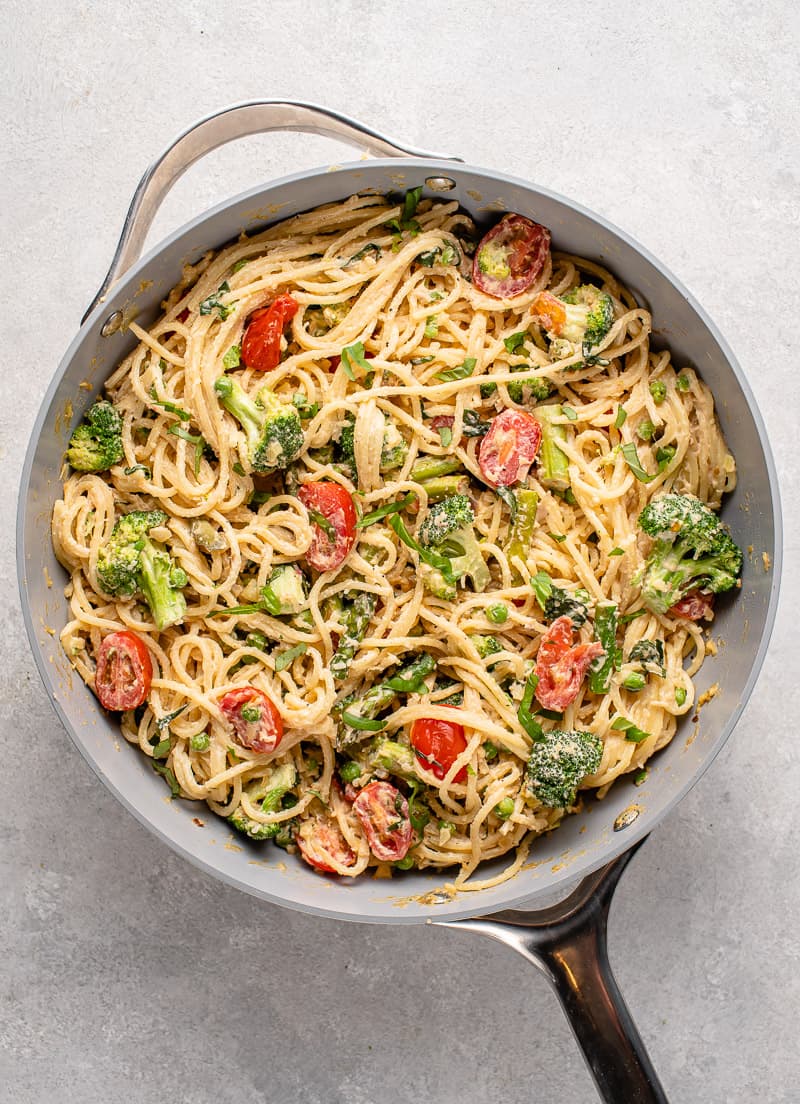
(52, 191), (737, 888)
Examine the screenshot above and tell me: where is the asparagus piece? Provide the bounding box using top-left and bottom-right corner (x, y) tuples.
(536, 404), (570, 492)
(337, 652), (436, 748)
(422, 474), (470, 502)
(588, 600), (618, 694)
(329, 591), (377, 681)
(411, 455), (464, 482)
(505, 488), (539, 582)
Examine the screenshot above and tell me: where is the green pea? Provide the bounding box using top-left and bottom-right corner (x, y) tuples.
(486, 602), (509, 625)
(190, 732), (210, 752)
(484, 740), (499, 761)
(394, 855), (415, 870)
(649, 380), (667, 405)
(339, 761), (361, 783)
(494, 798), (515, 820)
(622, 672), (646, 692)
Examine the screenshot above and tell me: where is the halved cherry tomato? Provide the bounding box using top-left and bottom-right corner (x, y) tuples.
(410, 716), (468, 783)
(478, 409), (543, 487)
(241, 294), (299, 372)
(534, 616), (605, 711)
(219, 686), (283, 753)
(297, 818), (357, 874)
(95, 630), (153, 711)
(669, 590), (714, 621)
(353, 781), (412, 862)
(298, 482), (357, 572)
(531, 291), (567, 334)
(473, 214), (551, 299)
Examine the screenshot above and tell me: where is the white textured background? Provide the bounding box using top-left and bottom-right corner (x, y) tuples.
(1, 2), (798, 1101)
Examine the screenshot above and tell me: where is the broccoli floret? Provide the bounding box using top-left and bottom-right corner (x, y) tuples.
(544, 285), (614, 364)
(380, 419), (409, 472)
(419, 563), (457, 601)
(229, 763), (297, 841)
(214, 375), (303, 473)
(469, 634), (502, 660)
(544, 586), (591, 626)
(525, 729), (603, 808)
(418, 494), (490, 592)
(96, 510), (187, 630)
(66, 400), (124, 471)
(261, 564), (308, 616)
(636, 493), (743, 615)
(337, 413), (407, 476)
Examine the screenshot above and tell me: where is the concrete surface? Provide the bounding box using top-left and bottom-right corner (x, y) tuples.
(1, 2), (798, 1101)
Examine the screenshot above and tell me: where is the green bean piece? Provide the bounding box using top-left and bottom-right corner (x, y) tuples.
(336, 653), (436, 748)
(535, 404), (570, 492)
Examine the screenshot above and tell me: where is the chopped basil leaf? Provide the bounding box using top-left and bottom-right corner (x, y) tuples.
(619, 608), (648, 624)
(275, 643), (308, 672)
(435, 356), (476, 382)
(152, 737), (172, 759)
(152, 760), (181, 797)
(503, 331), (527, 354)
(306, 507), (337, 542)
(388, 514), (456, 584)
(609, 547), (625, 556)
(549, 532), (567, 543)
(620, 441), (658, 483)
(156, 704), (188, 731)
(614, 406), (627, 429)
(518, 672), (543, 740)
(199, 281), (236, 320)
(356, 492), (417, 529)
(340, 341), (370, 380)
(232, 462), (246, 477)
(124, 464), (151, 478)
(343, 242), (381, 268)
(410, 355), (435, 365)
(530, 571), (553, 608)
(232, 258), (249, 273)
(151, 393), (191, 420)
(562, 405), (578, 421)
(168, 423), (205, 476)
(341, 710), (387, 732)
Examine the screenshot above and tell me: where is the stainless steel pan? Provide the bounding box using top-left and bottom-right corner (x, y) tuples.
(17, 101), (781, 1103)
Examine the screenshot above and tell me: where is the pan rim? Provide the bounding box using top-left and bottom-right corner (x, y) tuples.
(17, 156), (783, 923)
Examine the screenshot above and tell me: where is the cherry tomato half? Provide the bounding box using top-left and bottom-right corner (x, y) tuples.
(472, 214), (551, 299)
(297, 818), (357, 874)
(353, 781), (412, 862)
(478, 409), (543, 487)
(669, 590), (714, 621)
(241, 294), (299, 372)
(298, 482), (357, 573)
(534, 616), (605, 712)
(219, 686), (283, 754)
(410, 716), (468, 783)
(95, 630), (153, 711)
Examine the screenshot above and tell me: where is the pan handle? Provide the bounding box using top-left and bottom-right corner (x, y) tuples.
(434, 839), (668, 1103)
(83, 99), (461, 322)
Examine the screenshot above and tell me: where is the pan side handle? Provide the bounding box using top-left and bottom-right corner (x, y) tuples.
(435, 840), (669, 1104)
(83, 99), (461, 321)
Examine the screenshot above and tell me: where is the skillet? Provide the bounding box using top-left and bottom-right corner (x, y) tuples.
(17, 101), (781, 1102)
